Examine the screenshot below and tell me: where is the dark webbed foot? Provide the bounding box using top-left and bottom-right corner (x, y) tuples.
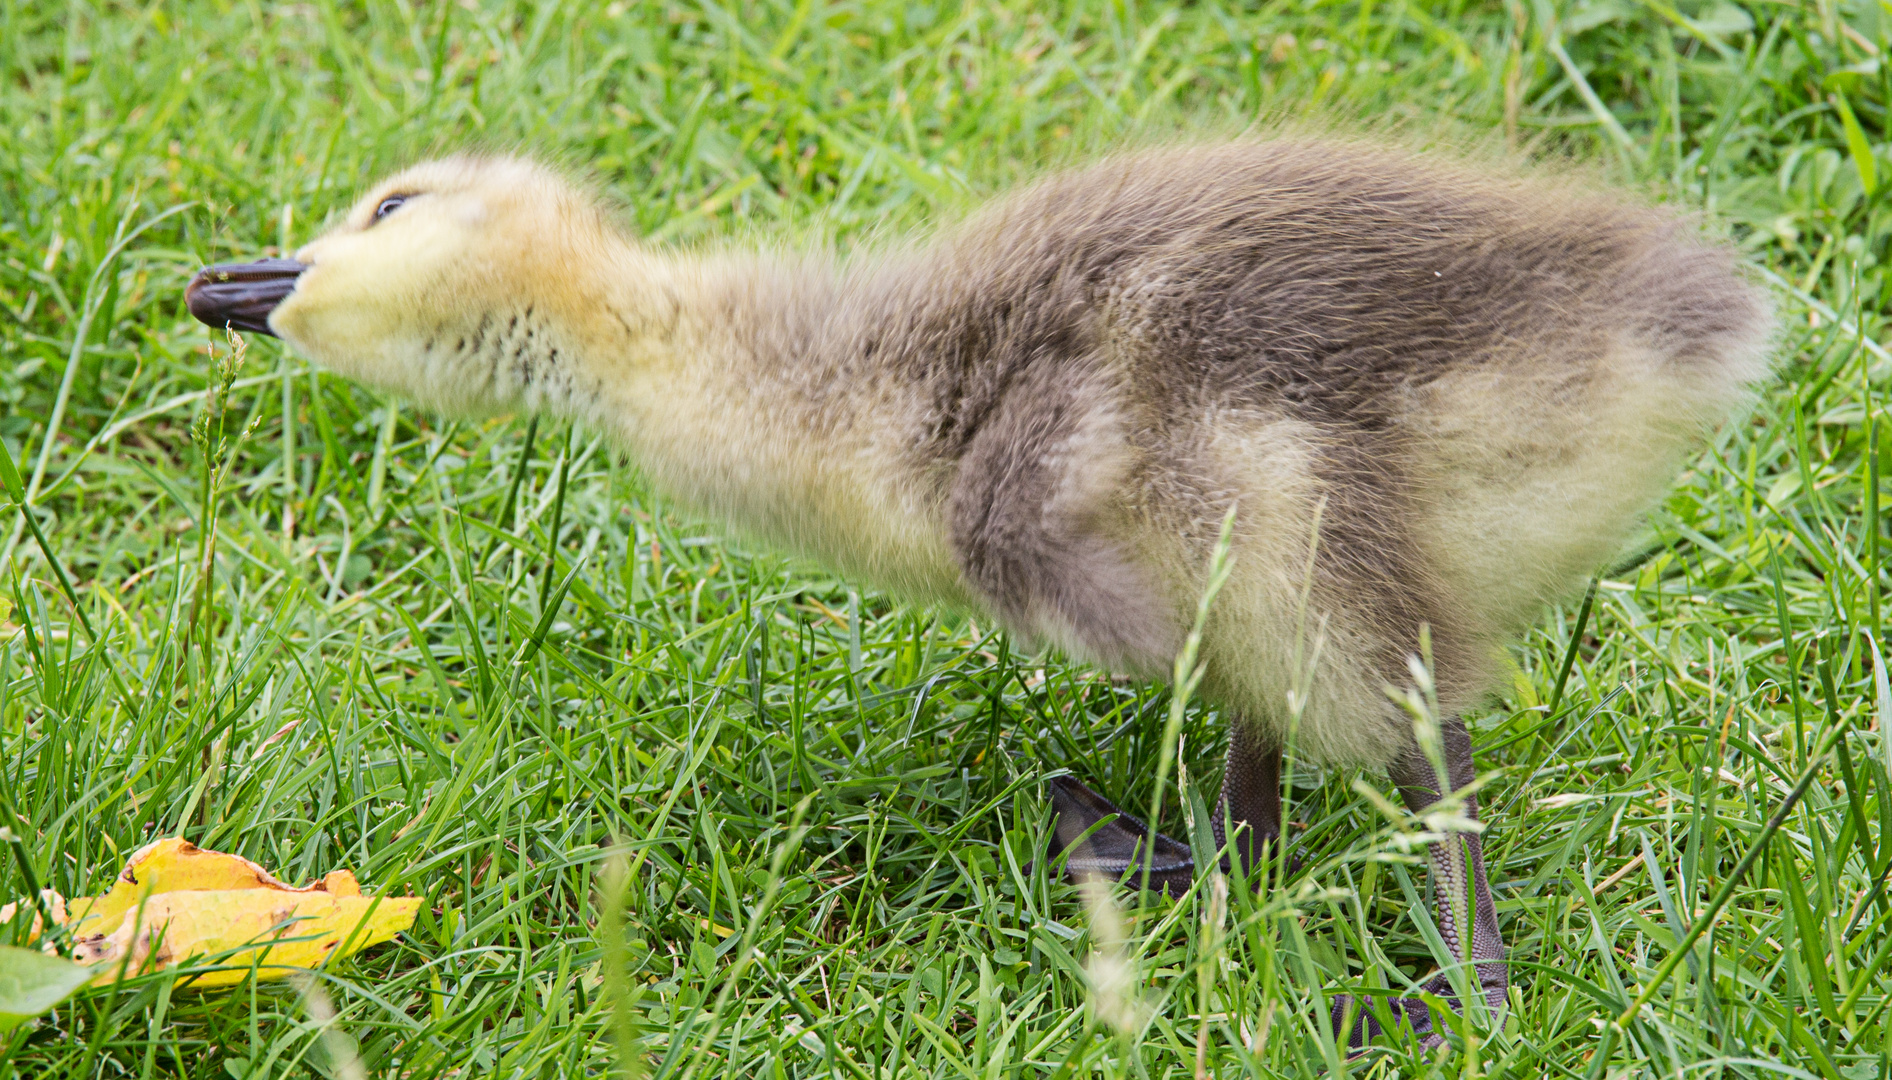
(1331, 979), (1508, 1052)
(1047, 723), (1285, 895)
(1047, 775), (1196, 895)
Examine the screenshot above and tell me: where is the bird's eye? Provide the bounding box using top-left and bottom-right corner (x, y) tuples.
(372, 195), (410, 222)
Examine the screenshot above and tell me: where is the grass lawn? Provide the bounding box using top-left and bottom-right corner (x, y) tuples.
(3, 0), (1891, 1076)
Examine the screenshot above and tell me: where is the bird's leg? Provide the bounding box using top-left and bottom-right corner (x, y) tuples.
(1048, 720), (1283, 895)
(1333, 718), (1507, 1050)
(1212, 719), (1284, 880)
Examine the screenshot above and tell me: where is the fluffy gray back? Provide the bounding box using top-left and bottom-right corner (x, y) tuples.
(792, 140), (1768, 753)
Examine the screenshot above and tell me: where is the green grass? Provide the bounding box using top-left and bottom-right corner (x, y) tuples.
(2, 0), (1891, 1076)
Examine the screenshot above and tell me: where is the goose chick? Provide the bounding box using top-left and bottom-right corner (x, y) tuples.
(187, 142), (1773, 1047)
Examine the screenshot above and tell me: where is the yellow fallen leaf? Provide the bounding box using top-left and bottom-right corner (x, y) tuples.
(47, 838), (415, 989)
(65, 838), (363, 934)
(72, 887), (417, 987)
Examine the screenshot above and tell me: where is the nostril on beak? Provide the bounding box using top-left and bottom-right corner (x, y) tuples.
(186, 257), (307, 338)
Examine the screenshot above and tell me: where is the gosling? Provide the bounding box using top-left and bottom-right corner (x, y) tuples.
(187, 141), (1773, 1047)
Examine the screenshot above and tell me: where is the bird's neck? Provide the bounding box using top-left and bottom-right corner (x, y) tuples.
(555, 244), (967, 604)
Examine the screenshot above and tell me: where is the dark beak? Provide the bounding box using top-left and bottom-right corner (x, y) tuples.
(185, 258), (306, 338)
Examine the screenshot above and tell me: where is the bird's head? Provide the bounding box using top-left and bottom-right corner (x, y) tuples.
(187, 156), (627, 414)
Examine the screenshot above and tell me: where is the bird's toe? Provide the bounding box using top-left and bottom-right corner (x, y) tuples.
(1330, 975), (1502, 1054)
